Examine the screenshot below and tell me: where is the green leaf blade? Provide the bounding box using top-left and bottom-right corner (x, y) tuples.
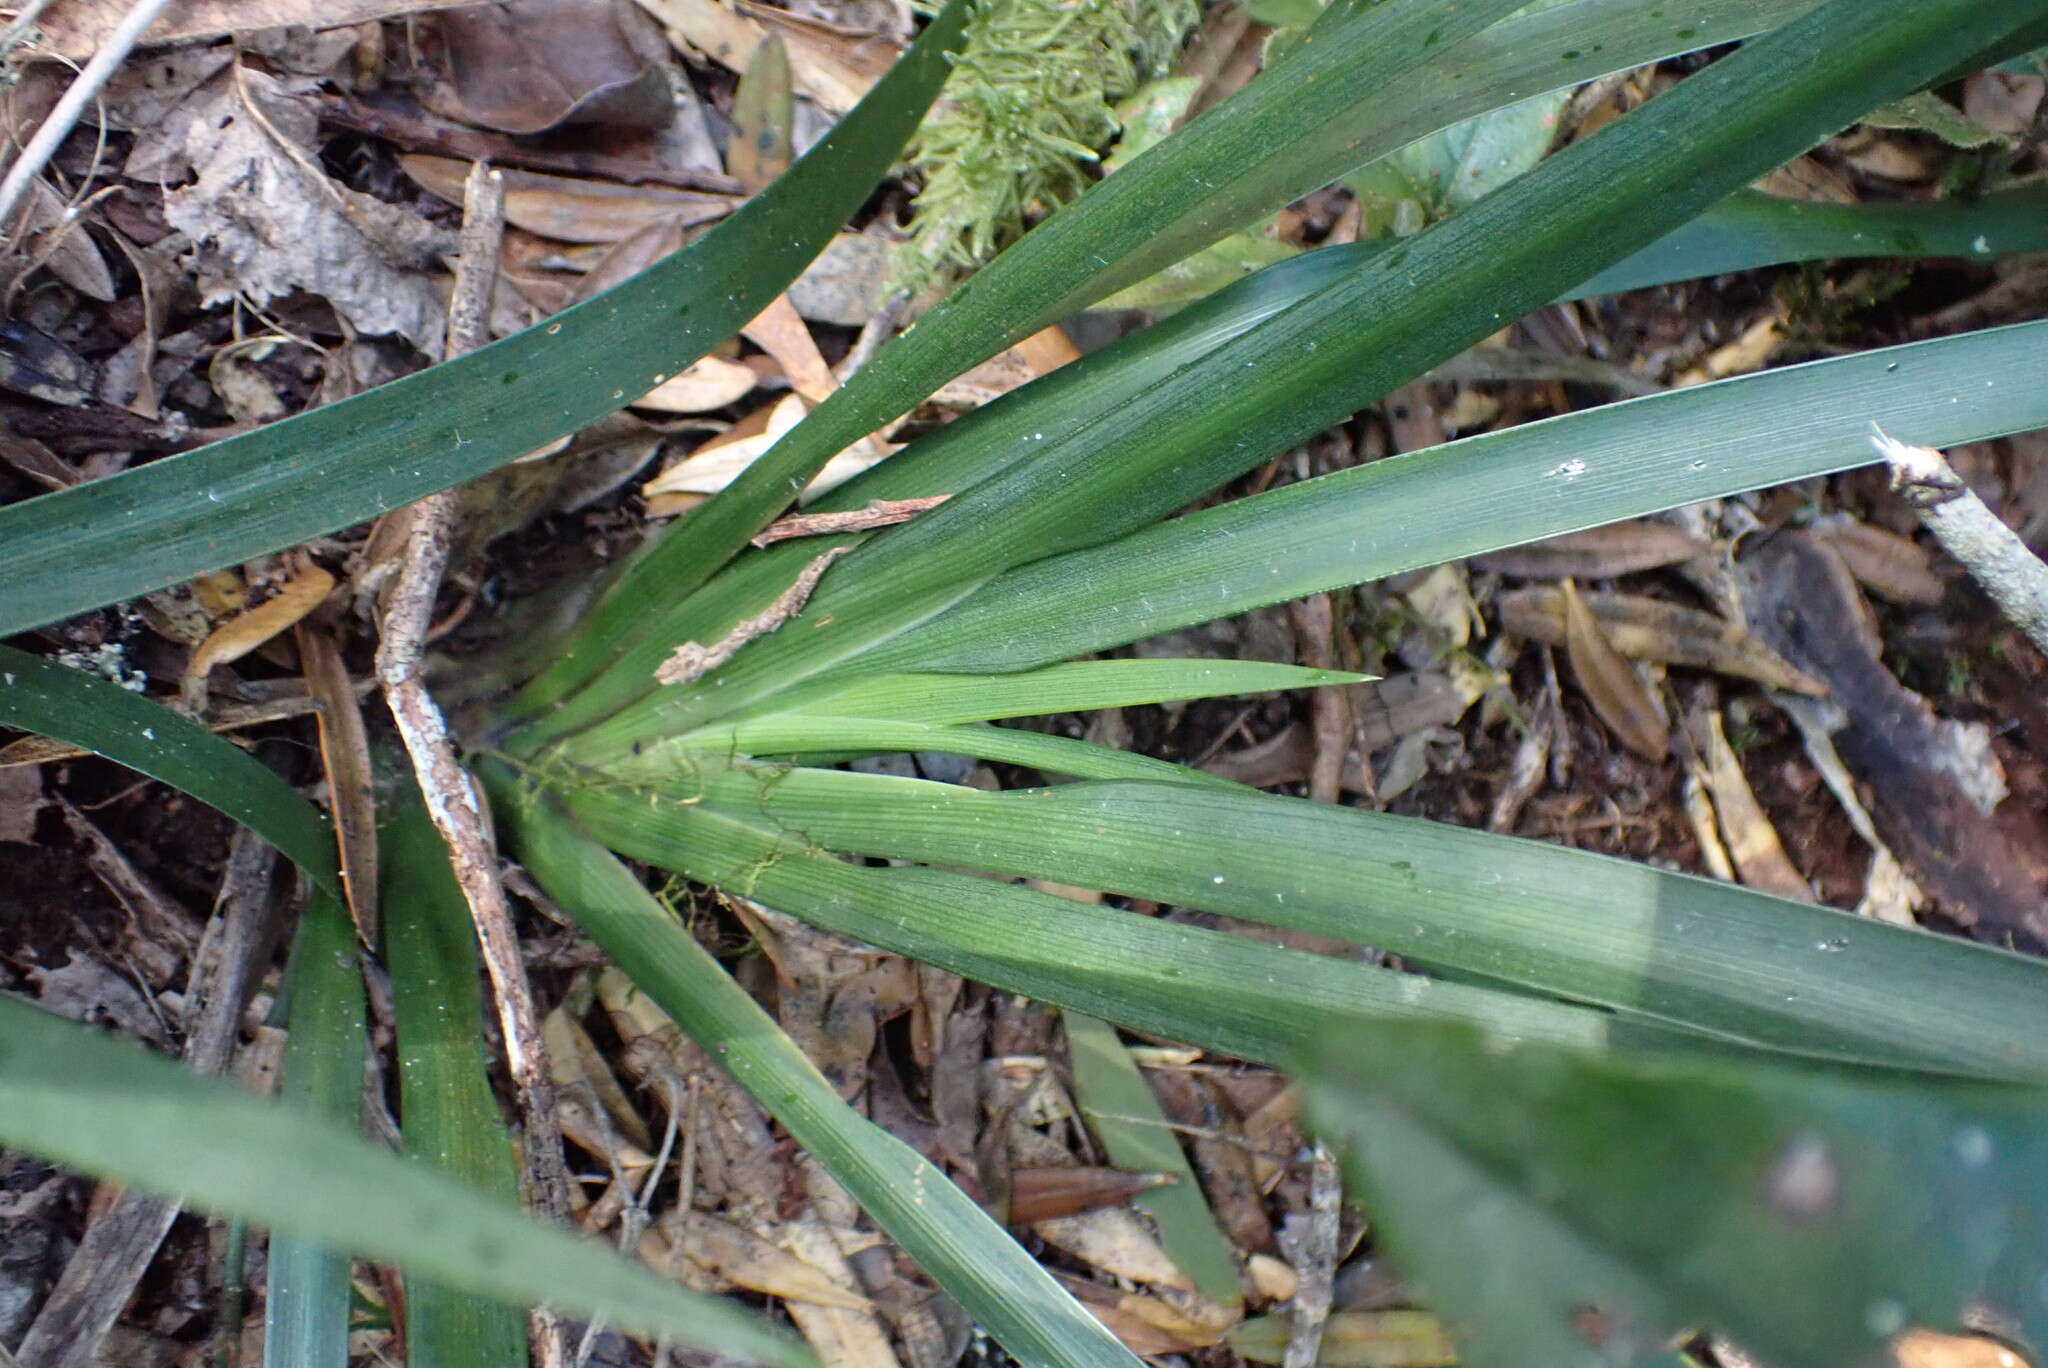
(0, 1), (971, 638)
(0, 995), (815, 1367)
(0, 644), (341, 898)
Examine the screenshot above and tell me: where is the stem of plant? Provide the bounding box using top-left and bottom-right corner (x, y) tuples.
(373, 161), (573, 1368)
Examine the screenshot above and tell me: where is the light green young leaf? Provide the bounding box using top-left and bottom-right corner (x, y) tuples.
(617, 765), (2048, 1081)
(0, 994), (815, 1368)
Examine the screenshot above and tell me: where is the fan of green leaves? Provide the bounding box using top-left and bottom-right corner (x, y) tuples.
(6, 0), (2048, 1364)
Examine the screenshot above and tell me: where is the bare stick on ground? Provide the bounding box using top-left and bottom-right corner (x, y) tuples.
(0, 0), (176, 232)
(1873, 425), (2048, 656)
(372, 161), (572, 1368)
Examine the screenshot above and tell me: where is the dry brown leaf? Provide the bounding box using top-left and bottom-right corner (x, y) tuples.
(1560, 578), (1670, 760)
(165, 70), (447, 350)
(20, 181), (116, 302)
(635, 0), (896, 112)
(1687, 708), (1813, 902)
(1806, 518), (1944, 605)
(403, 154), (734, 244)
(1008, 1167), (1177, 1224)
(33, 0), (486, 61)
(789, 233), (897, 327)
(297, 621), (379, 943)
(645, 392), (893, 507)
(0, 765), (45, 844)
(439, 0), (670, 135)
(1470, 519), (1711, 580)
(632, 354), (759, 412)
(1681, 774), (1739, 883)
(545, 1005), (654, 1151)
(728, 34), (795, 191)
(775, 1217), (903, 1368)
(182, 562), (335, 703)
(743, 294), (837, 404)
(1496, 585), (1826, 695)
(1675, 315), (1781, 388)
(929, 325), (1083, 410)
(1034, 1206), (1192, 1291)
(651, 1212), (870, 1310)
(1052, 1273), (1238, 1355)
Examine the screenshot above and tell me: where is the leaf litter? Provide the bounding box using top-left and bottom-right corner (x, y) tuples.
(2, 5), (2048, 1367)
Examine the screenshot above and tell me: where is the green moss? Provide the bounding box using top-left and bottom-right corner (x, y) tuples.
(896, 0), (1198, 288)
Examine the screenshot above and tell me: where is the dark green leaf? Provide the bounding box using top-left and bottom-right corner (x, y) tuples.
(0, 1), (969, 638)
(1300, 1022), (2048, 1368)
(266, 893), (367, 1368)
(634, 766), (2048, 1080)
(0, 644), (340, 898)
(0, 994), (815, 1367)
(384, 793), (529, 1368)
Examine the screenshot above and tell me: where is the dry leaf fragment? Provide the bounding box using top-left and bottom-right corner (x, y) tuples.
(655, 546), (849, 685)
(182, 561), (335, 707)
(1496, 586), (1825, 695)
(651, 1212), (871, 1310)
(402, 154), (735, 244)
(635, 0), (896, 113)
(1806, 517), (1944, 606)
(743, 294), (837, 404)
(35, 1), (485, 60)
(1675, 315), (1782, 387)
(164, 69), (449, 351)
(1892, 1330), (2031, 1368)
(728, 34), (795, 191)
(1687, 708), (1813, 902)
(645, 393), (893, 507)
(752, 496), (949, 547)
(1470, 519), (1711, 580)
(1007, 1166), (1177, 1223)
(297, 621), (380, 943)
(439, 0), (670, 135)
(1559, 578), (1670, 760)
(775, 1217), (903, 1368)
(632, 354), (759, 413)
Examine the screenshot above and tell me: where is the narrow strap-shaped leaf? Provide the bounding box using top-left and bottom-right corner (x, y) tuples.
(562, 0), (2048, 760)
(1064, 1013), (1244, 1308)
(514, 184), (2048, 741)
(0, 643), (341, 897)
(498, 782), (1151, 1368)
(0, 0), (969, 639)
(737, 660), (1363, 724)
(632, 765), (2048, 1081)
(266, 892), (367, 1368)
(509, 0), (1536, 713)
(1300, 1022), (2048, 1368)
(0, 994), (816, 1367)
(666, 715), (1233, 784)
(1575, 185), (2048, 298)
(545, 772), (1655, 1064)
(384, 792), (529, 1368)
(872, 320), (2048, 673)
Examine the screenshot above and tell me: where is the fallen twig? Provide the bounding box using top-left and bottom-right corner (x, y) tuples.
(372, 162), (572, 1368)
(656, 546), (849, 685)
(0, 0), (175, 233)
(750, 495), (949, 547)
(1873, 424), (2048, 656)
